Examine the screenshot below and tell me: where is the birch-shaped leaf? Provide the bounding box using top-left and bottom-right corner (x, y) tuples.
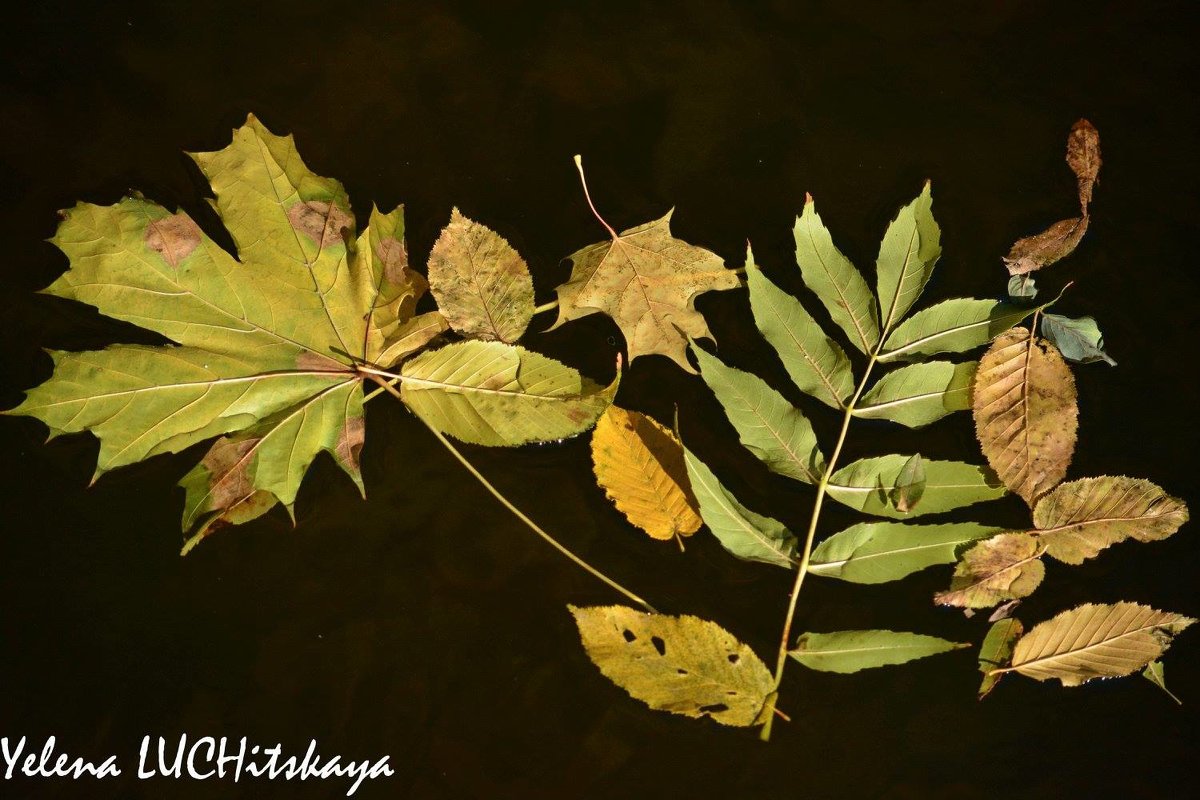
(427, 208), (534, 343)
(1032, 476), (1189, 564)
(978, 617), (1023, 699)
(880, 299), (1033, 362)
(570, 605), (775, 727)
(692, 344), (824, 485)
(789, 630), (966, 673)
(854, 361), (975, 428)
(810, 521), (1000, 584)
(792, 195), (880, 353)
(935, 532), (1046, 609)
(1002, 602), (1194, 687)
(399, 341), (617, 447)
(746, 248), (853, 408)
(5, 116), (438, 544)
(876, 182), (941, 334)
(591, 406), (701, 543)
(1040, 314), (1116, 366)
(1142, 660), (1182, 705)
(826, 455), (1006, 519)
(973, 327), (1078, 505)
(682, 447), (797, 567)
(550, 158), (740, 371)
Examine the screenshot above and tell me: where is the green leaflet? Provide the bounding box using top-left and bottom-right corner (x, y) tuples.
(810, 521), (1001, 584)
(682, 446), (797, 567)
(399, 340), (617, 447)
(692, 343), (824, 484)
(1142, 660), (1182, 705)
(792, 197), (880, 353)
(876, 183), (941, 335)
(789, 630), (966, 673)
(826, 455), (1006, 519)
(978, 617), (1024, 699)
(880, 299), (1033, 362)
(745, 250), (854, 408)
(1040, 314), (1116, 365)
(854, 361), (976, 428)
(1008, 275), (1038, 301)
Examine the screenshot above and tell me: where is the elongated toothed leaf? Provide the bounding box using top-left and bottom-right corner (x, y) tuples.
(880, 298), (1033, 361)
(854, 361), (975, 428)
(827, 455), (1006, 519)
(790, 629), (966, 673)
(810, 521), (1000, 584)
(876, 183), (941, 334)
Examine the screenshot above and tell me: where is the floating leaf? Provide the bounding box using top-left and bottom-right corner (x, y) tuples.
(973, 327), (1078, 505)
(891, 454), (927, 512)
(1142, 660), (1182, 705)
(693, 343), (824, 484)
(792, 195), (880, 353)
(551, 158), (740, 371)
(935, 532), (1046, 609)
(399, 340), (616, 447)
(1005, 602), (1194, 687)
(854, 362), (975, 428)
(789, 630), (966, 673)
(1066, 119), (1102, 212)
(880, 299), (1033, 362)
(876, 183), (941, 334)
(827, 456), (1006, 519)
(810, 521), (1000, 584)
(570, 605), (775, 727)
(1003, 216), (1089, 276)
(426, 208), (534, 342)
(1032, 476), (1189, 564)
(682, 447), (797, 567)
(1007, 275), (1038, 301)
(746, 248), (853, 408)
(591, 406), (701, 543)
(1040, 314), (1116, 366)
(978, 617), (1024, 699)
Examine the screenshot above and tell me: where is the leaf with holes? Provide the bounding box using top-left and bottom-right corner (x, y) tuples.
(5, 115), (434, 547)
(935, 532), (1046, 609)
(973, 326), (1078, 505)
(591, 406), (701, 543)
(569, 605), (775, 727)
(1004, 602), (1194, 687)
(789, 630), (966, 673)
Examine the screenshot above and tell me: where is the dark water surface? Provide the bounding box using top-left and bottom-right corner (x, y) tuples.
(1, 2), (1197, 797)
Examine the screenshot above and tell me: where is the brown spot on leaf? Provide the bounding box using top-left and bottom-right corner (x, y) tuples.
(296, 351), (348, 371)
(145, 213), (202, 266)
(374, 236), (410, 283)
(287, 200), (353, 248)
(334, 415), (365, 472)
(200, 436), (261, 511)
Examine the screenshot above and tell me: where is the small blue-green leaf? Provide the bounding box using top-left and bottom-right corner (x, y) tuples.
(1040, 314), (1116, 365)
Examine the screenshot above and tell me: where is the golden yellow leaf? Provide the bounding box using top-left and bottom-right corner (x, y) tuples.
(591, 406), (701, 542)
(973, 327), (1078, 505)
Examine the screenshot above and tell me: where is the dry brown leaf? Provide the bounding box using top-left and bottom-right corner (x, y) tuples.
(934, 532), (1046, 609)
(1066, 119), (1102, 212)
(591, 406), (701, 543)
(973, 327), (1078, 505)
(1003, 216), (1089, 276)
(550, 158), (740, 371)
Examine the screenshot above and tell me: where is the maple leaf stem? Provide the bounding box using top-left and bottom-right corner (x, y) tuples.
(573, 155), (619, 240)
(364, 373), (657, 613)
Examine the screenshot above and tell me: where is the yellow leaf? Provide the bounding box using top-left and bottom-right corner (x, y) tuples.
(591, 406), (701, 542)
(934, 532), (1046, 609)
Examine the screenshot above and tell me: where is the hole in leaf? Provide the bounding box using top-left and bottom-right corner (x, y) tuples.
(698, 703), (729, 715)
(651, 635), (666, 656)
(727, 653), (740, 664)
(622, 629), (636, 643)
(676, 668), (688, 675)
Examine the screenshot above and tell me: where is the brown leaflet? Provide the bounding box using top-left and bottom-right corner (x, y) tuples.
(1003, 216), (1089, 276)
(1066, 119), (1101, 212)
(145, 213), (202, 266)
(935, 532), (1046, 609)
(287, 200), (354, 248)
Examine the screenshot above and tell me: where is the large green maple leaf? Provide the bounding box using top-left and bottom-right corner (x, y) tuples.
(10, 116), (442, 548)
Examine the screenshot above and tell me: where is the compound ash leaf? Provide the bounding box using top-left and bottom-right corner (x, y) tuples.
(591, 406), (701, 543)
(809, 521), (1000, 584)
(746, 246), (854, 408)
(692, 343), (824, 485)
(853, 361), (976, 429)
(550, 158), (740, 372)
(682, 446), (797, 567)
(1039, 314), (1116, 366)
(1003, 216), (1089, 276)
(792, 196), (880, 354)
(934, 532), (1046, 609)
(876, 182), (941, 335)
(1066, 119), (1102, 213)
(973, 327), (1078, 505)
(879, 298), (1034, 362)
(789, 630), (966, 673)
(569, 605), (775, 727)
(826, 455), (1006, 519)
(978, 617), (1023, 699)
(399, 340), (617, 447)
(426, 208), (535, 343)
(1005, 602), (1194, 687)
(1032, 476), (1189, 564)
